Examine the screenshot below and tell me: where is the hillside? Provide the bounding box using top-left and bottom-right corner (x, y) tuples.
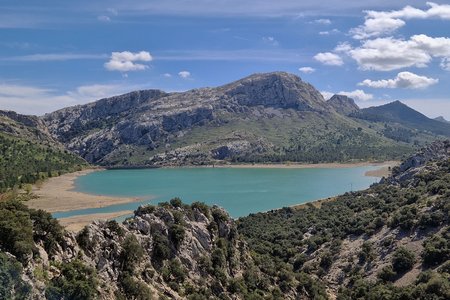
(0, 141), (448, 299)
(42, 72), (426, 167)
(0, 111), (88, 193)
(351, 101), (450, 143)
(238, 140), (450, 298)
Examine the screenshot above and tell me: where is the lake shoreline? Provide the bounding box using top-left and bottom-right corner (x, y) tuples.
(27, 169), (146, 213)
(30, 161), (397, 232)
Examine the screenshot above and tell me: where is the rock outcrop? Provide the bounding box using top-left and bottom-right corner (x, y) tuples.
(327, 94), (359, 115)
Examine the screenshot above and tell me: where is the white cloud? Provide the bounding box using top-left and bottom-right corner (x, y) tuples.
(320, 91), (334, 100)
(298, 67), (315, 74)
(178, 71), (191, 78)
(334, 42), (352, 53)
(262, 36), (279, 46)
(359, 72), (439, 89)
(347, 35), (450, 71)
(313, 52), (343, 66)
(350, 17), (405, 39)
(319, 29), (340, 35)
(312, 18), (331, 25)
(350, 2), (450, 39)
(337, 89), (373, 101)
(104, 51), (152, 72)
(163, 73), (172, 78)
(97, 15), (111, 22)
(0, 83), (131, 115)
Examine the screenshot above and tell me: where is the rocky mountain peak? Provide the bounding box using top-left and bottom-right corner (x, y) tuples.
(327, 94), (360, 115)
(219, 71), (327, 111)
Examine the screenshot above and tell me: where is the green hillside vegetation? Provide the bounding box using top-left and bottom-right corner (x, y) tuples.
(237, 149), (450, 298)
(0, 142), (448, 299)
(0, 134), (87, 193)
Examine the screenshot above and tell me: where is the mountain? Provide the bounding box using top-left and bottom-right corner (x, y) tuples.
(352, 100), (450, 137)
(0, 110), (88, 192)
(0, 110), (57, 144)
(42, 72), (414, 167)
(435, 116), (450, 124)
(327, 94), (360, 115)
(1, 141), (449, 299)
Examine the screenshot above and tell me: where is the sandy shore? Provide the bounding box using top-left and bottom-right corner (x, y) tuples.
(27, 169), (146, 213)
(190, 161), (399, 171)
(59, 210), (133, 232)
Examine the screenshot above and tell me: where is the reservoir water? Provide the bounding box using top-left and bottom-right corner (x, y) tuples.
(53, 166), (381, 219)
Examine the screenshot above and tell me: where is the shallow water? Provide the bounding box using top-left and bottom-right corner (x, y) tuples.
(53, 166), (381, 219)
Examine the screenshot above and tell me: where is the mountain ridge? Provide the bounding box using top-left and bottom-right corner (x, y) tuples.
(41, 72), (443, 167)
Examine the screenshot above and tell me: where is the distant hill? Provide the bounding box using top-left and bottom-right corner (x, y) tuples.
(435, 116), (450, 124)
(352, 101), (450, 136)
(42, 72), (416, 166)
(0, 111), (87, 192)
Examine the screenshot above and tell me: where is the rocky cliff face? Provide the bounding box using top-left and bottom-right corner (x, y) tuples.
(0, 110), (58, 144)
(327, 94), (359, 116)
(21, 202), (276, 299)
(387, 140), (450, 184)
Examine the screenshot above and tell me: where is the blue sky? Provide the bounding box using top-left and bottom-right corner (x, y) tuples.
(1, 0), (450, 118)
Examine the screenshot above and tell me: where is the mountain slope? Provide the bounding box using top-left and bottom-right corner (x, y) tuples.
(352, 101), (450, 137)
(0, 111), (88, 192)
(42, 72), (414, 166)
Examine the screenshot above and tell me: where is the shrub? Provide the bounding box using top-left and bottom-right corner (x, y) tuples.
(377, 265), (396, 282)
(152, 233), (171, 262)
(422, 232), (450, 266)
(170, 197), (183, 208)
(120, 235), (144, 272)
(392, 247), (415, 274)
(46, 259), (98, 300)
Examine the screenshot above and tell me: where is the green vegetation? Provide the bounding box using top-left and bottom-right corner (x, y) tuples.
(46, 259), (98, 300)
(237, 155), (450, 298)
(0, 134), (87, 192)
(0, 252), (31, 299)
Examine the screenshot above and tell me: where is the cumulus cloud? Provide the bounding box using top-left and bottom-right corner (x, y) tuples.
(298, 67), (315, 74)
(347, 35), (450, 71)
(104, 51), (152, 72)
(163, 73), (172, 78)
(178, 71), (191, 78)
(337, 89), (373, 101)
(351, 17), (405, 40)
(350, 2), (450, 39)
(359, 72), (439, 89)
(313, 52), (343, 66)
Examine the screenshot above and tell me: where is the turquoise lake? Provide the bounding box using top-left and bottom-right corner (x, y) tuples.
(53, 166), (381, 219)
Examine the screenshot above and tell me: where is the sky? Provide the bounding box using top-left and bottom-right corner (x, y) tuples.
(1, 0), (450, 119)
